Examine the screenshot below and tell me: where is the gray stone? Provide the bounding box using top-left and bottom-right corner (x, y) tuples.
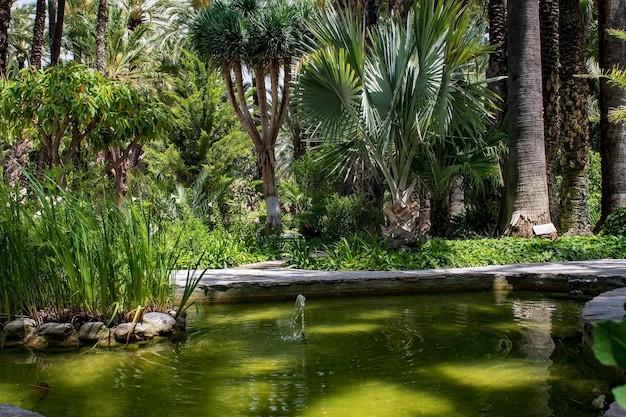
(114, 323), (156, 341)
(36, 323), (74, 339)
(0, 404), (45, 417)
(606, 401), (626, 417)
(3, 318), (36, 340)
(78, 322), (107, 341)
(142, 312), (176, 335)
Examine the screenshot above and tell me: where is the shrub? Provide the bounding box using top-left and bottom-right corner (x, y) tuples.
(600, 207), (626, 237)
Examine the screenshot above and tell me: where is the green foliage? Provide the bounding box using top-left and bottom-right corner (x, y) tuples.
(588, 150), (602, 228)
(593, 318), (626, 409)
(0, 62), (169, 185)
(297, 1), (498, 208)
(601, 207), (626, 237)
(0, 178), (184, 322)
(160, 51), (250, 186)
(190, 0), (311, 67)
(285, 235), (626, 270)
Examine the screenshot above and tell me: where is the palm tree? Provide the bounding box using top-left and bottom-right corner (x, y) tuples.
(0, 0), (13, 78)
(598, 0), (626, 228)
(558, 0), (591, 235)
(540, 0), (561, 226)
(190, 0), (312, 232)
(502, 0), (552, 237)
(296, 2), (497, 238)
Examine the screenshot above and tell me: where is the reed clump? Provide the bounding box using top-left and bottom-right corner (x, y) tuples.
(0, 178), (180, 325)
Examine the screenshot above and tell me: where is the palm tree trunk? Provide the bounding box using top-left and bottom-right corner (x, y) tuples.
(486, 0), (507, 127)
(30, 0), (46, 70)
(3, 136), (31, 188)
(50, 0), (65, 65)
(96, 0), (107, 75)
(598, 0), (626, 229)
(0, 0), (13, 79)
(540, 0), (561, 227)
(558, 0), (591, 235)
(502, 0), (552, 237)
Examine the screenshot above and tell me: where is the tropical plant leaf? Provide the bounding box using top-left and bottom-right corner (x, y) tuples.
(593, 318), (626, 369)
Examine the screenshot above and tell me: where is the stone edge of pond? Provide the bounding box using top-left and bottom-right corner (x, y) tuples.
(173, 259), (626, 303)
(0, 311), (186, 352)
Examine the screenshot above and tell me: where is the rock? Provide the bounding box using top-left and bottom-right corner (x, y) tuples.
(36, 323), (74, 339)
(3, 318), (36, 340)
(0, 403), (45, 417)
(142, 312), (176, 335)
(114, 323), (156, 341)
(96, 331), (122, 348)
(78, 322), (107, 342)
(606, 401), (626, 417)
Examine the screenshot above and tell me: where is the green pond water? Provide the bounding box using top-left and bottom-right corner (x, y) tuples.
(0, 291), (616, 417)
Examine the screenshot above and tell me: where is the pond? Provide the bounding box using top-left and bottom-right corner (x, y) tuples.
(0, 291), (615, 417)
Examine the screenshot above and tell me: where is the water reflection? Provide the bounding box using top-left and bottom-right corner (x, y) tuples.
(0, 292), (612, 417)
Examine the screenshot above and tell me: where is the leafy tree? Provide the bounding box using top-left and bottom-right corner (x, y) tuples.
(161, 50), (249, 186)
(0, 62), (169, 195)
(190, 0), (312, 232)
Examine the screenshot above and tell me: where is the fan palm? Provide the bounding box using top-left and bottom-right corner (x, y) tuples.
(296, 1), (497, 236)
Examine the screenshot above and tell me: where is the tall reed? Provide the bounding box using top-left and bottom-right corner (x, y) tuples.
(0, 178), (182, 323)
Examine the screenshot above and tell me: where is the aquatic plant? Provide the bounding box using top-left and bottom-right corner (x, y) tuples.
(0, 178), (182, 323)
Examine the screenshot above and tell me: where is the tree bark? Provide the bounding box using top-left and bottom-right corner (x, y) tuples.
(3, 136), (31, 188)
(50, 0), (65, 65)
(30, 0), (46, 70)
(559, 0), (591, 235)
(486, 0), (507, 127)
(503, 0), (552, 237)
(96, 0), (108, 75)
(540, 0), (561, 227)
(0, 0), (13, 79)
(259, 148), (281, 232)
(597, 0), (626, 229)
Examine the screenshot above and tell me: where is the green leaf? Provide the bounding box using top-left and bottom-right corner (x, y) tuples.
(593, 319), (626, 369)
(613, 385), (626, 410)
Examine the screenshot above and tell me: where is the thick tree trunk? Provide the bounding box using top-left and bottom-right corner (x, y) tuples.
(0, 0), (12, 79)
(597, 0), (626, 229)
(30, 0), (46, 70)
(503, 0), (552, 237)
(540, 0), (561, 227)
(96, 0), (107, 75)
(486, 0), (507, 127)
(559, 0), (591, 235)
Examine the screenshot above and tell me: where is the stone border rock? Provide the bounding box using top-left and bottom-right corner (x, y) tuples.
(1, 311), (186, 351)
(0, 404), (44, 417)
